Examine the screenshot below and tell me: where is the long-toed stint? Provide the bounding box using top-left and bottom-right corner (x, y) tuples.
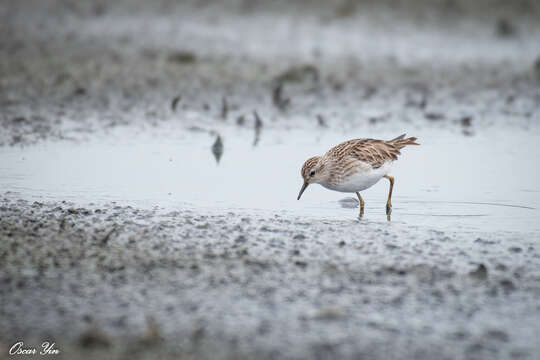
(297, 134), (419, 218)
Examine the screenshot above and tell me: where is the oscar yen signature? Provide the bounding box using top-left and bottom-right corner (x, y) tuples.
(8, 341), (60, 356)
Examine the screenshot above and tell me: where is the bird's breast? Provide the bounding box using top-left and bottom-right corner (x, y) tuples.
(322, 161), (392, 193)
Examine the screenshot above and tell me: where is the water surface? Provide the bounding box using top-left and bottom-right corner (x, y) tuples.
(1, 127), (538, 234)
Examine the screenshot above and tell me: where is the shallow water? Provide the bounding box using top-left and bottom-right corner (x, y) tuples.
(1, 126), (539, 234)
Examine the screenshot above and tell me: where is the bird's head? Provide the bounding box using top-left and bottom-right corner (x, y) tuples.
(297, 156), (325, 200)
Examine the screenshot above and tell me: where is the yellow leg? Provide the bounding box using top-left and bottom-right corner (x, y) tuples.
(383, 175), (394, 215)
(356, 192), (365, 217)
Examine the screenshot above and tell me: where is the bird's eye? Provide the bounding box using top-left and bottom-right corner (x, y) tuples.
(310, 170), (315, 176)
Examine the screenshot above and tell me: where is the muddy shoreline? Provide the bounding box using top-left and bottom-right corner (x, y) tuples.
(2, 196), (540, 359)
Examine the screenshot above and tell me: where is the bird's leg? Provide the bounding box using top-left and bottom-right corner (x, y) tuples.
(383, 175), (394, 215)
(356, 192), (365, 217)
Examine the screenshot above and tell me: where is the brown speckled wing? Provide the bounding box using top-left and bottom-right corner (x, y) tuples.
(326, 139), (403, 169)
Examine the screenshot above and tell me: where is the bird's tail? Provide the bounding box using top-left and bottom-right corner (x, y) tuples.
(389, 134), (420, 148)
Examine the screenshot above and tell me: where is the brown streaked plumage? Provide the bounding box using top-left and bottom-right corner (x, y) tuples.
(326, 134), (418, 169)
(297, 134), (419, 218)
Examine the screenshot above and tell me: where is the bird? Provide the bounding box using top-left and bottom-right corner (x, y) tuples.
(297, 134), (419, 218)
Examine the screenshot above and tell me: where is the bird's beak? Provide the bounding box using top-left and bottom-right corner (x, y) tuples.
(297, 182), (309, 200)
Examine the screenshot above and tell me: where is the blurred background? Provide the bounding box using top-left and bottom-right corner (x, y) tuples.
(1, 0), (539, 145)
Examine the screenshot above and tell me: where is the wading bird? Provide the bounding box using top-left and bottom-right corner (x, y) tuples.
(297, 134), (419, 218)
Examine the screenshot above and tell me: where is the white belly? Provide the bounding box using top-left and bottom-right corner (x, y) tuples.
(323, 161), (392, 193)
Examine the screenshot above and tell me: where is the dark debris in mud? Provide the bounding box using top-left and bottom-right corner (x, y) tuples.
(316, 113), (328, 127)
(220, 97), (229, 120)
(495, 18), (518, 38)
(211, 134), (224, 163)
(170, 96), (181, 112)
(252, 110), (263, 146)
(1, 196), (540, 359)
(167, 51), (197, 65)
(274, 64), (320, 84)
(272, 83), (291, 111)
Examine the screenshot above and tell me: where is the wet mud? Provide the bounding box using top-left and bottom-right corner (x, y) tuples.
(2, 196), (540, 359)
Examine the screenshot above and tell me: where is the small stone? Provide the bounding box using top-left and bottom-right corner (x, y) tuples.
(469, 264), (488, 280)
(315, 306), (344, 320)
(236, 115), (245, 126)
(73, 87), (87, 96)
(79, 327), (111, 348)
(485, 329), (509, 342)
(425, 112), (445, 121)
(167, 51), (196, 64)
(236, 248), (248, 256)
(316, 114), (328, 127)
(495, 18), (517, 37)
(460, 116), (472, 127)
(500, 279), (516, 293)
(171, 96), (181, 111)
(235, 235), (247, 244)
